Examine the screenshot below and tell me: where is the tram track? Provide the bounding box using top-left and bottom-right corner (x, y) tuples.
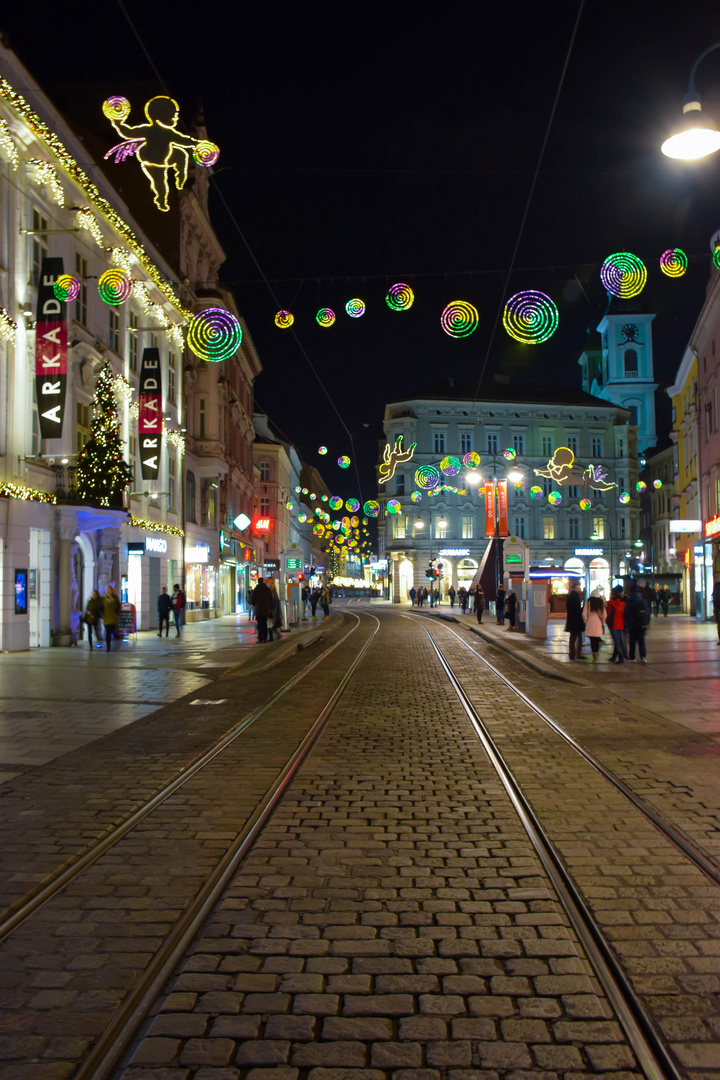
(0, 612), (376, 946)
(415, 616), (684, 1080)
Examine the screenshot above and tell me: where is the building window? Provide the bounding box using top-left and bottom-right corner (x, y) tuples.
(76, 400), (91, 455)
(567, 435), (578, 454)
(75, 253), (88, 326)
(543, 477), (553, 496)
(513, 516), (525, 539)
(168, 352), (177, 405)
(624, 349), (638, 376)
(543, 517), (555, 540)
(435, 516), (448, 539)
(186, 470), (196, 522)
(129, 311), (138, 372)
(568, 517), (579, 539)
(593, 517), (605, 539)
(199, 397), (207, 439)
(513, 433), (524, 454)
(487, 433), (498, 454)
(396, 473), (405, 495)
(592, 437), (603, 457)
(259, 461), (270, 482)
(568, 485), (579, 499)
(619, 516), (626, 539)
(108, 308), (120, 352)
(434, 431), (445, 454)
(31, 210), (48, 287)
(628, 405), (639, 426)
(461, 432), (472, 454)
(617, 436), (625, 457)
(541, 435), (553, 456)
(168, 453), (176, 512)
(260, 496), (270, 517)
(395, 515), (406, 539)
(461, 515), (473, 539)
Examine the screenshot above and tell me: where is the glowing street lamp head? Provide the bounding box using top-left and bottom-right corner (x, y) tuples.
(662, 99), (720, 160)
(507, 469), (524, 483)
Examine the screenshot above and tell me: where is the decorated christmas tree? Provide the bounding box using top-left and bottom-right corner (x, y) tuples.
(76, 363), (133, 508)
(328, 545), (340, 582)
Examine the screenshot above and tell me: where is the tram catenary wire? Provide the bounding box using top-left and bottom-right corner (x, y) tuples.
(0, 612), (377, 946)
(413, 616), (683, 1080)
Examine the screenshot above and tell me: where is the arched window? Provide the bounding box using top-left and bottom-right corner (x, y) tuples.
(186, 470), (196, 523)
(624, 349), (638, 376)
(627, 405), (639, 426)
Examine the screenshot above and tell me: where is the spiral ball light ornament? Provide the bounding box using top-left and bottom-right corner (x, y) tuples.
(713, 247), (720, 272)
(274, 310), (294, 329)
(659, 248), (687, 278)
(53, 274), (81, 303)
(653, 479), (662, 490)
(530, 486), (543, 500)
(102, 96), (131, 122)
(503, 448), (516, 460)
(345, 298), (365, 318)
(316, 307), (336, 327)
(463, 451), (480, 466)
(619, 491), (631, 504)
(503, 290), (559, 344)
(440, 300), (479, 338)
(548, 490), (562, 506)
(440, 455), (461, 477)
(414, 464), (440, 490)
(579, 498), (592, 511)
(636, 481), (647, 493)
(187, 307), (242, 362)
(364, 500), (380, 517)
(346, 499), (360, 512)
(98, 268), (133, 306)
(386, 499), (402, 514)
(338, 455), (351, 468)
(329, 496), (343, 510)
(318, 446), (327, 455)
(385, 283), (414, 311)
(411, 491), (423, 503)
(193, 140), (220, 167)
(600, 252), (647, 298)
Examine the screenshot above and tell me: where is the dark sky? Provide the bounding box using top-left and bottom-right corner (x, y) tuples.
(4, 0), (720, 501)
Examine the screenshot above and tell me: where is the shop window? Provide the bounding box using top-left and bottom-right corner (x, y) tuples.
(168, 453), (176, 512)
(543, 517), (554, 540)
(186, 470), (196, 522)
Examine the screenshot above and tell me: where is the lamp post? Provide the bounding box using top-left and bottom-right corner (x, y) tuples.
(661, 42), (720, 160)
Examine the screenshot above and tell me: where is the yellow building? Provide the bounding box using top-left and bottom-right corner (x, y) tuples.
(667, 347), (699, 614)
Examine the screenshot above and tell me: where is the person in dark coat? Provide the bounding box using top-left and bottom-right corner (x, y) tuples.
(713, 579), (720, 643)
(473, 587), (485, 624)
(495, 585), (506, 624)
(251, 577), (273, 643)
(641, 581), (655, 618)
(157, 586), (172, 637)
(565, 581), (585, 660)
(459, 587), (468, 614)
(448, 586), (456, 608)
(625, 582), (650, 663)
(84, 589), (102, 650)
(506, 590), (517, 630)
(268, 581), (283, 641)
(102, 585), (120, 652)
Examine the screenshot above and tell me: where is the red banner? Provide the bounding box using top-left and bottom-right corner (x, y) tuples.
(484, 481), (495, 537)
(497, 480), (508, 537)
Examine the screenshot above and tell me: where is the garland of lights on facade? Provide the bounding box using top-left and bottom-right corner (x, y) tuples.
(128, 516), (184, 537)
(0, 482), (56, 503)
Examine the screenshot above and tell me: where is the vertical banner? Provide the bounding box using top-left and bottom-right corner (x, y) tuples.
(138, 347), (162, 480)
(35, 257), (67, 439)
(497, 479), (508, 537)
(484, 481), (495, 537)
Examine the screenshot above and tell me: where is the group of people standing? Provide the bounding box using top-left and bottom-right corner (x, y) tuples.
(565, 581), (651, 664)
(409, 582), (518, 629)
(83, 583), (185, 651)
(408, 586), (439, 607)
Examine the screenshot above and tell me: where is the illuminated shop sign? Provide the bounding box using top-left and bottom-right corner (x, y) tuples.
(36, 257), (67, 438)
(138, 347), (162, 480)
(234, 512), (251, 531)
(145, 536), (168, 554)
(574, 547), (603, 556)
(669, 519), (701, 533)
(254, 517), (271, 532)
(188, 543), (211, 563)
(437, 548), (470, 556)
(706, 516), (720, 539)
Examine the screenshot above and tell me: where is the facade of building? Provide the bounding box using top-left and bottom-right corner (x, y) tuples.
(379, 385), (639, 603)
(667, 346), (700, 614)
(579, 300), (658, 453)
(639, 444), (677, 583)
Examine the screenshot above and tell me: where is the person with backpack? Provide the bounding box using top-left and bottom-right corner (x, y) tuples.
(625, 581), (650, 663)
(606, 585), (627, 663)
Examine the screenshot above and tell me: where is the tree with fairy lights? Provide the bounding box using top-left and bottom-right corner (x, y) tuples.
(328, 545), (340, 583)
(76, 363), (133, 508)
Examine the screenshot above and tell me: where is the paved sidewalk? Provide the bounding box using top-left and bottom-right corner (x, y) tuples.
(0, 612), (332, 786)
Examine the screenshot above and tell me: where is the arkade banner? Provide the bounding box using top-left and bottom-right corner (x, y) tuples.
(35, 257), (67, 439)
(138, 347), (162, 480)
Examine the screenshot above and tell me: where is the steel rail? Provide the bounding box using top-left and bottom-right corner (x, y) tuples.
(421, 622), (683, 1080)
(0, 613), (366, 945)
(77, 612), (380, 1080)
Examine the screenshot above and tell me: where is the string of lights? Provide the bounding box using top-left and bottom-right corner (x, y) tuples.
(128, 515), (184, 537)
(0, 481), (56, 503)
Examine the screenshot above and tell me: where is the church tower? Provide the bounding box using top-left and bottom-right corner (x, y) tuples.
(579, 299), (657, 454)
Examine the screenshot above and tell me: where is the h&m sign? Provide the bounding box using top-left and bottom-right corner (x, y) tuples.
(35, 257), (68, 438)
(139, 347), (162, 480)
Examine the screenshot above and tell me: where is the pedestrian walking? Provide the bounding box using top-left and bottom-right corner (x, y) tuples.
(310, 587), (320, 619)
(641, 580), (655, 618)
(714, 579), (720, 643)
(320, 584), (331, 619)
(653, 584), (661, 617)
(252, 576), (272, 642)
(506, 589), (517, 630)
(157, 586), (172, 637)
(495, 585), (506, 624)
(409, 586), (417, 606)
(625, 582), (650, 663)
(660, 584), (670, 617)
(473, 586), (485, 624)
(459, 587), (468, 614)
(268, 581), (283, 640)
(428, 588), (434, 608)
(433, 588), (440, 607)
(448, 586), (456, 608)
(301, 583), (310, 619)
(83, 589), (102, 650)
(102, 585), (119, 652)
(171, 583), (185, 638)
(606, 585), (627, 663)
(565, 581), (585, 660)
(582, 592), (606, 664)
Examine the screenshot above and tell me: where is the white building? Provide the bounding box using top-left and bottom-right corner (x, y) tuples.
(379, 382), (640, 603)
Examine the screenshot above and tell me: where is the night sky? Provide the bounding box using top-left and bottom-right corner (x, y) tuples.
(4, 1), (720, 503)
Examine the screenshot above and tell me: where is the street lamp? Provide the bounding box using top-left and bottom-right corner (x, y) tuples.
(661, 42), (720, 160)
(590, 523), (613, 580)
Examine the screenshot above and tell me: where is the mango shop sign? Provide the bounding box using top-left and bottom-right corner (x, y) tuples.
(145, 536), (168, 554)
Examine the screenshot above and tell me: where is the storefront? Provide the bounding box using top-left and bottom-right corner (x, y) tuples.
(122, 529), (182, 631)
(566, 547), (611, 598)
(185, 537), (219, 620)
(700, 515), (720, 621)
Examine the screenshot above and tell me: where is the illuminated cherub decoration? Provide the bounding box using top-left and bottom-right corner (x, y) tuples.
(534, 447), (617, 492)
(378, 435), (417, 484)
(102, 95), (219, 212)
